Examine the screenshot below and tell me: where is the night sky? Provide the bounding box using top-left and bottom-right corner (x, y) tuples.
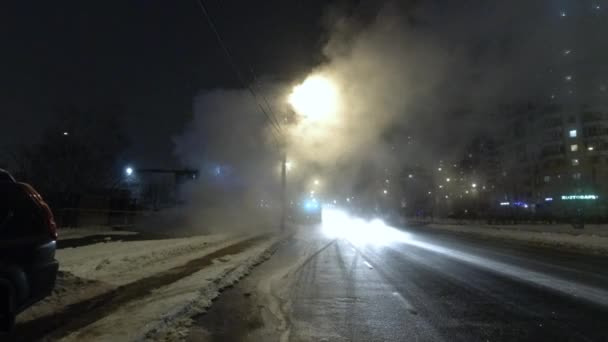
(1, 0), (345, 167)
(3, 0), (606, 169)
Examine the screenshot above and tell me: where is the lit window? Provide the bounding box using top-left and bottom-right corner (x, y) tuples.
(572, 159), (579, 166)
(544, 176), (551, 183)
(570, 144), (578, 152)
(569, 129), (577, 138)
(573, 173), (582, 180)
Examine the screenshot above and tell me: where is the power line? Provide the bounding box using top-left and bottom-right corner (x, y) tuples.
(194, 0), (284, 138)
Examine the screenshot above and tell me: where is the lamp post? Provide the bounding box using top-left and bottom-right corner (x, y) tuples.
(283, 73), (339, 230)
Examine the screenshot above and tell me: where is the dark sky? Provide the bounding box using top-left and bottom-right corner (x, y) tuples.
(3, 0), (605, 170)
(1, 0), (346, 167)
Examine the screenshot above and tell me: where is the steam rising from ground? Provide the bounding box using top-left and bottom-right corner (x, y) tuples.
(172, 1), (571, 228)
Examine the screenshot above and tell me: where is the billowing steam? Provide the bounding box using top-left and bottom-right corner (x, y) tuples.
(172, 1), (570, 226)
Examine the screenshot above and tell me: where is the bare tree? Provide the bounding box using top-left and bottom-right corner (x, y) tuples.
(10, 105), (128, 197)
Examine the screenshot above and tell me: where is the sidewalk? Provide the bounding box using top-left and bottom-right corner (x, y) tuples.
(16, 227), (283, 341)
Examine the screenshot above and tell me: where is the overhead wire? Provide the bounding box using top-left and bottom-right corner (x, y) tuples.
(194, 0), (284, 141)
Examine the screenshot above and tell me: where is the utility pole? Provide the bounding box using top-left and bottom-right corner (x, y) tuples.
(280, 153), (287, 231)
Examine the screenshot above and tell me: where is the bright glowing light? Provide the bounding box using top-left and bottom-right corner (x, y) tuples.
(545, 197), (553, 202)
(446, 178), (450, 182)
(321, 208), (411, 246)
(288, 74), (339, 121)
(500, 202), (510, 206)
(125, 167), (134, 176)
(304, 198), (319, 211)
(314, 179), (320, 185)
(588, 146), (594, 151)
(438, 167), (442, 171)
(472, 183), (477, 188)
(62, 131), (69, 136)
(561, 194), (598, 200)
(408, 174), (413, 179)
(383, 189), (388, 195)
(285, 161), (293, 171)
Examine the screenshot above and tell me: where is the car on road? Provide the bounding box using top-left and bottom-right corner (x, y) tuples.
(0, 169), (59, 332)
(289, 198), (322, 224)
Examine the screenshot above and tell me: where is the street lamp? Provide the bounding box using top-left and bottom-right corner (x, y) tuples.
(125, 167), (134, 177)
(285, 161), (294, 171)
(288, 74), (339, 121)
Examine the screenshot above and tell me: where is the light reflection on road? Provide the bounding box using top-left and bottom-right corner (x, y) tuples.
(321, 207), (608, 307)
(321, 208), (411, 246)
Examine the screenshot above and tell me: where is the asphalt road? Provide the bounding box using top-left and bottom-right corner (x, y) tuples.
(194, 221), (608, 342)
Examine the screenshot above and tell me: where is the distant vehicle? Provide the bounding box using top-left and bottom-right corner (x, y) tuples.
(0, 170), (58, 332)
(290, 198), (322, 224)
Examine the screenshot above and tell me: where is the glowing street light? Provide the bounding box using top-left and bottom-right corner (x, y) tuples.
(285, 161), (294, 171)
(472, 183), (477, 188)
(314, 179), (320, 186)
(125, 167), (134, 177)
(288, 74), (339, 121)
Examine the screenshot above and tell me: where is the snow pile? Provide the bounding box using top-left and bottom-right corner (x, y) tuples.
(18, 233), (253, 324)
(426, 223), (608, 254)
(59, 237), (282, 342)
(57, 234), (239, 286)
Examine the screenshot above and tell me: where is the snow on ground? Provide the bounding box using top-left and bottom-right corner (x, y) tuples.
(18, 232), (258, 324)
(56, 233), (241, 286)
(59, 237), (281, 342)
(425, 223), (608, 254)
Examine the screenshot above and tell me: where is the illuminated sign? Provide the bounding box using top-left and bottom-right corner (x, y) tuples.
(499, 202), (510, 206)
(561, 195), (599, 200)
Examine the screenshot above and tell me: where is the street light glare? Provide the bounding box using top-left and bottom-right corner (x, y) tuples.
(125, 167), (134, 176)
(288, 74), (338, 121)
